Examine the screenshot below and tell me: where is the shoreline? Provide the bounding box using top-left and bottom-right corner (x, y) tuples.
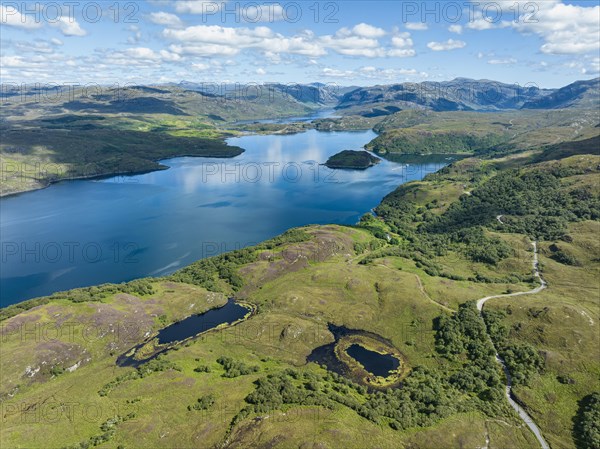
(0, 149), (456, 310)
(0, 150), (245, 199)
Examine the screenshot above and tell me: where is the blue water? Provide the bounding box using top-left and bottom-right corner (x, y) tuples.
(346, 344), (400, 377)
(0, 129), (449, 306)
(156, 299), (248, 345)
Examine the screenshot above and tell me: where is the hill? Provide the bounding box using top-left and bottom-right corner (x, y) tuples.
(335, 78), (553, 115)
(1, 131), (598, 448)
(324, 150), (381, 169)
(522, 78), (600, 110)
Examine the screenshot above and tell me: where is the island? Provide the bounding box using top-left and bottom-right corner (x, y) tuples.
(324, 149), (381, 169)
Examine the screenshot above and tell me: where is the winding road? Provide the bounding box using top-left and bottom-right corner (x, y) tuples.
(476, 241), (550, 449)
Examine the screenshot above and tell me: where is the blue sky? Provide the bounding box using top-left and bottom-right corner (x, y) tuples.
(1, 0), (599, 87)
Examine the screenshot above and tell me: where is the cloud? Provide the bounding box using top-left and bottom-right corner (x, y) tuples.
(103, 47), (182, 66)
(350, 23), (386, 38)
(513, 3), (600, 55)
(2, 55), (42, 68)
(126, 25), (143, 44)
(562, 56), (600, 75)
(405, 22), (428, 31)
(488, 58), (517, 65)
(466, 15), (497, 31)
(448, 25), (463, 34)
(256, 68), (267, 75)
(13, 40), (56, 54)
(321, 23), (386, 57)
(0, 4), (41, 29)
(427, 39), (466, 51)
(192, 62), (210, 71)
(163, 23), (390, 58)
(321, 33), (384, 58)
(51, 17), (87, 36)
(1, 3), (85, 36)
(243, 4), (286, 22)
(149, 12), (183, 27)
(464, 1), (598, 55)
(321, 65), (427, 80)
(388, 32), (415, 57)
(173, 1), (225, 14)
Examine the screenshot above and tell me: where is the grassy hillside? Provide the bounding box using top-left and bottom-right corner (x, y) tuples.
(0, 84), (323, 196)
(364, 109), (599, 157)
(1, 132), (598, 448)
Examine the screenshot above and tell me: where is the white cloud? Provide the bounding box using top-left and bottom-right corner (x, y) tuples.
(256, 68), (267, 75)
(321, 23), (386, 57)
(2, 55), (39, 68)
(405, 22), (428, 31)
(51, 38), (63, 46)
(427, 39), (466, 51)
(192, 62), (210, 71)
(388, 32), (415, 57)
(350, 23), (386, 38)
(1, 3), (85, 36)
(126, 25), (143, 44)
(149, 12), (183, 27)
(173, 1), (225, 14)
(448, 24), (463, 34)
(159, 50), (181, 61)
(51, 17), (87, 36)
(125, 47), (161, 60)
(321, 65), (427, 80)
(164, 25), (325, 57)
(14, 40), (56, 54)
(513, 3), (600, 55)
(322, 67), (354, 78)
(243, 4), (286, 22)
(488, 58), (517, 65)
(0, 4), (41, 29)
(321, 33), (384, 57)
(466, 16), (497, 31)
(162, 23), (391, 58)
(562, 56), (600, 75)
(103, 47), (183, 66)
(168, 43), (240, 57)
(464, 0), (598, 55)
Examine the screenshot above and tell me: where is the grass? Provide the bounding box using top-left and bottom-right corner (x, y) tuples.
(1, 211), (596, 448)
(0, 127), (598, 448)
(483, 221), (600, 449)
(0, 83), (324, 196)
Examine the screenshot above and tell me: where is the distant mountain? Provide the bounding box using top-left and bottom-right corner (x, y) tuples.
(166, 81), (352, 105)
(264, 83), (343, 105)
(521, 78), (600, 110)
(336, 78), (562, 114)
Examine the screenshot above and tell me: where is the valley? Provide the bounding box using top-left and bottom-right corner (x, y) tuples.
(1, 78), (599, 449)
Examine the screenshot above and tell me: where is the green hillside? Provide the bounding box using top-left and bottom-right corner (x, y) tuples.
(2, 131), (598, 449)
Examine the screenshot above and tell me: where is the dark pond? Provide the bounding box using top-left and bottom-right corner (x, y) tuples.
(346, 344), (400, 377)
(117, 299), (251, 366)
(307, 323), (401, 387)
(156, 299), (249, 345)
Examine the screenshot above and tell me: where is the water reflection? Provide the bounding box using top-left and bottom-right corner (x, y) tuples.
(0, 129), (450, 306)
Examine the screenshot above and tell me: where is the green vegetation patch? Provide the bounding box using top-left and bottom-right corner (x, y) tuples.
(325, 150), (381, 169)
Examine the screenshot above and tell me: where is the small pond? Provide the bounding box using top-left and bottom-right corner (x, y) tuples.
(346, 344), (400, 377)
(117, 299), (252, 366)
(156, 299), (250, 345)
(307, 323), (406, 388)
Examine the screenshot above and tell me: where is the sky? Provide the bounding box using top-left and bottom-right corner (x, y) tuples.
(1, 0), (599, 88)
